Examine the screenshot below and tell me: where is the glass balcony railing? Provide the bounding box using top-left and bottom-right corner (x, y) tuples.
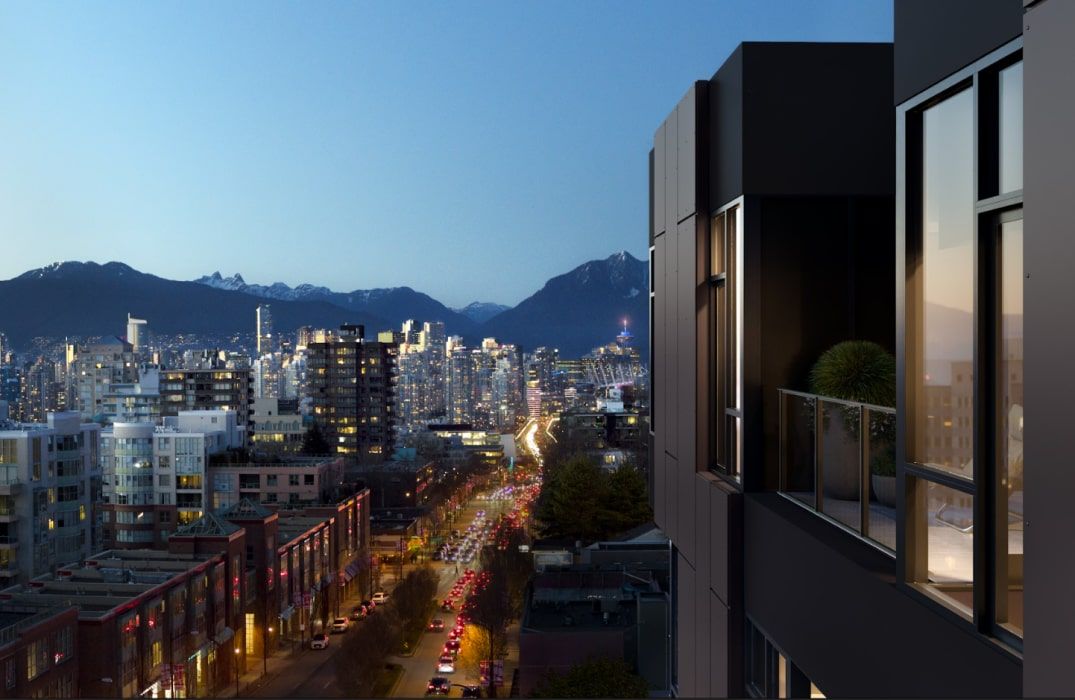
(778, 389), (896, 552)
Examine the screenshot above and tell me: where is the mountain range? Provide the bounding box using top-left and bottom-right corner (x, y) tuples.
(0, 252), (648, 358)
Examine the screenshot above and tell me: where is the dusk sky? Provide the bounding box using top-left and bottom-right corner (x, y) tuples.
(0, 1), (891, 307)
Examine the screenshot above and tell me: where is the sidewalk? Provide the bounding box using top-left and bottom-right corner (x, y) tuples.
(217, 584), (369, 699)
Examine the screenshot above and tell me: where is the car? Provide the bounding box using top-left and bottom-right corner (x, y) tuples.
(361, 599), (375, 612)
(444, 639), (461, 653)
(330, 617), (349, 634)
(426, 677), (451, 695)
(437, 656), (455, 674)
(428, 619), (445, 632)
(441, 599), (455, 612)
(461, 686), (482, 698)
(447, 629), (461, 641)
(310, 633), (330, 650)
(348, 606), (366, 621)
(371, 591), (388, 604)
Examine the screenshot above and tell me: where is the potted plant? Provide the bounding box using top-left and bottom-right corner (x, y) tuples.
(809, 341), (895, 503)
(869, 442), (897, 508)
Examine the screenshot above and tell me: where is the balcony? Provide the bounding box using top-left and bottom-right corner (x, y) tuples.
(778, 389), (896, 552)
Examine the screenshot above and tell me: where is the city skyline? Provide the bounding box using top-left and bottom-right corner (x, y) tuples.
(0, 0), (891, 307)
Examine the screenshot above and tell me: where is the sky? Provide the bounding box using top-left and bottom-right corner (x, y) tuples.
(0, 1), (892, 307)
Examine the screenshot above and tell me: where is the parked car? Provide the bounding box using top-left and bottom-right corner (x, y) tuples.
(372, 591), (388, 604)
(310, 633), (330, 650)
(428, 619), (445, 632)
(461, 686), (482, 698)
(426, 677), (451, 695)
(349, 606), (366, 621)
(330, 617), (349, 634)
(361, 599), (375, 612)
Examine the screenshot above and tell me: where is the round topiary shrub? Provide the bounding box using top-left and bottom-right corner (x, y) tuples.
(809, 340), (895, 407)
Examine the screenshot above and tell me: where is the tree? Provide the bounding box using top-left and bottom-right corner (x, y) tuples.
(387, 566), (439, 645)
(479, 526), (532, 617)
(301, 422), (331, 455)
(605, 463), (653, 534)
(335, 606), (401, 697)
(465, 571), (514, 698)
(534, 453), (653, 544)
(530, 657), (650, 698)
(534, 455), (606, 542)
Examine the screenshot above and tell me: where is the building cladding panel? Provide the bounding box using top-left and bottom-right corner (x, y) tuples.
(1023, 0), (1075, 694)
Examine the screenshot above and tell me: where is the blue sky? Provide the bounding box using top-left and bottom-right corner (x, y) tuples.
(0, 1), (891, 307)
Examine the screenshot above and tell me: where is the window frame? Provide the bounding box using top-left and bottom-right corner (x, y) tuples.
(896, 36), (1024, 651)
(707, 196), (744, 482)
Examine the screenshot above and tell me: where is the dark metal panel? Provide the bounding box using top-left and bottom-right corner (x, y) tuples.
(744, 494), (1021, 697)
(665, 108), (679, 237)
(708, 46), (744, 210)
(694, 562), (711, 696)
(895, 0), (1022, 104)
(1024, 0), (1075, 694)
(677, 218), (698, 563)
(677, 86), (697, 224)
(648, 149), (656, 246)
(653, 233), (670, 532)
(675, 552), (697, 698)
(654, 123), (667, 237)
(665, 211), (679, 461)
(709, 589), (730, 697)
(740, 43), (894, 198)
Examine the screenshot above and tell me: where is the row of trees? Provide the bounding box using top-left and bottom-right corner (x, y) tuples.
(334, 566), (439, 697)
(533, 454), (652, 543)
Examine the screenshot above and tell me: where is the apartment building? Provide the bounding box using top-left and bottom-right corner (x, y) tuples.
(307, 325), (396, 461)
(0, 601), (79, 699)
(206, 458), (345, 510)
(0, 413), (101, 588)
(650, 1), (1075, 696)
(100, 421), (230, 549)
(250, 397), (307, 456)
(66, 338), (139, 419)
(159, 365), (253, 443)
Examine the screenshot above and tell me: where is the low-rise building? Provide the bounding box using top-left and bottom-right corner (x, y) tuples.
(0, 601), (79, 699)
(0, 547), (246, 699)
(250, 398), (307, 456)
(206, 459), (345, 511)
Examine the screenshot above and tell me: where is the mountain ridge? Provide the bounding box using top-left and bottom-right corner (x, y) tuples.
(1, 251), (650, 358)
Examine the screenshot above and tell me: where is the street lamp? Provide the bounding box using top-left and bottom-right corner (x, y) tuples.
(263, 625), (273, 676)
(233, 647), (241, 697)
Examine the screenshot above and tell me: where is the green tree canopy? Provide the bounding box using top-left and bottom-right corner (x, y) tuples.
(534, 454), (652, 544)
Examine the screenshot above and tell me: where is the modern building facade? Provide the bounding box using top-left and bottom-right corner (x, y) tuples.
(650, 2), (1075, 696)
(307, 325), (396, 461)
(0, 413), (101, 588)
(66, 338), (139, 419)
(159, 366), (253, 443)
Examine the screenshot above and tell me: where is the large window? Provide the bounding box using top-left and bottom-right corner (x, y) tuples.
(709, 201), (743, 478)
(901, 44), (1023, 645)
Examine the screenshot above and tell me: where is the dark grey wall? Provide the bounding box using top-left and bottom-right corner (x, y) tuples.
(894, 0), (1022, 104)
(1023, 0), (1075, 695)
(741, 43), (894, 199)
(707, 46), (743, 210)
(745, 495), (1022, 698)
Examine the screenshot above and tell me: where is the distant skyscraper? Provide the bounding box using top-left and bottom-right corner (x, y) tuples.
(307, 325), (396, 461)
(256, 304), (274, 355)
(126, 313), (148, 353)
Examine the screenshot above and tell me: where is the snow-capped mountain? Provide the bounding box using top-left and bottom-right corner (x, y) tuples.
(454, 302), (510, 324)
